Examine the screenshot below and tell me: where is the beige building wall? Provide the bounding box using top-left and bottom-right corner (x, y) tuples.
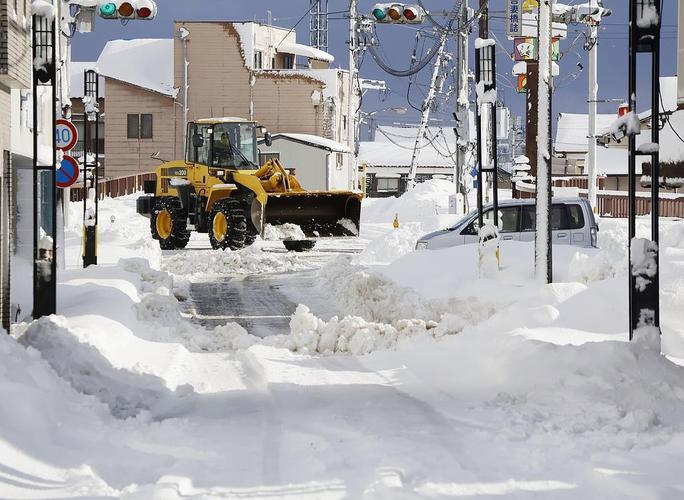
(173, 22), (348, 159)
(103, 78), (176, 178)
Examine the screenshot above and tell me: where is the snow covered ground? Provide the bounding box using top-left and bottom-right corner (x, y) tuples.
(3, 184), (684, 498)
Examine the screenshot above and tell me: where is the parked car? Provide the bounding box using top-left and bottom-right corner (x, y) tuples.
(415, 197), (598, 250)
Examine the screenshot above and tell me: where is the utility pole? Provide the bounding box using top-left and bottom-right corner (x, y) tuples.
(348, 0), (359, 191)
(536, 0), (553, 284)
(586, 0), (598, 212)
(407, 33), (448, 188)
(454, 0), (470, 213)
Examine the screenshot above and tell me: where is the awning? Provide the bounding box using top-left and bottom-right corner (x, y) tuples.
(277, 42), (334, 63)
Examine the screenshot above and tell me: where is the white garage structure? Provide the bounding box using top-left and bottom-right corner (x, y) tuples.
(258, 133), (352, 191)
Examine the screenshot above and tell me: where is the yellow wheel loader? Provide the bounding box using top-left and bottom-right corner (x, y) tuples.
(136, 118), (362, 252)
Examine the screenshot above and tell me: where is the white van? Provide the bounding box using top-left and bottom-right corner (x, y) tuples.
(415, 198), (599, 250)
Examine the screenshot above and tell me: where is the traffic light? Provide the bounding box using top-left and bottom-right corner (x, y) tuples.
(371, 3), (425, 24)
(98, 0), (157, 20)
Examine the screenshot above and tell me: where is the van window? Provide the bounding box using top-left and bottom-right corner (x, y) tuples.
(522, 204), (584, 231)
(566, 204), (585, 229)
(461, 206), (520, 235)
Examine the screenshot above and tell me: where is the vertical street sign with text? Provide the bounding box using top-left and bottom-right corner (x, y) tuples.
(507, 0), (522, 37)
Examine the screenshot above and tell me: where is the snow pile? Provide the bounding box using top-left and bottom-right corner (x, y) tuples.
(356, 222), (424, 265)
(362, 178), (453, 224)
(31, 0), (55, 19)
(65, 194), (161, 269)
(474, 37), (495, 49)
(265, 305), (435, 355)
(161, 245), (312, 277)
(263, 223), (306, 241)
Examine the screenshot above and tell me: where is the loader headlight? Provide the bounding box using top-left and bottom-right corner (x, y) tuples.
(415, 241), (428, 250)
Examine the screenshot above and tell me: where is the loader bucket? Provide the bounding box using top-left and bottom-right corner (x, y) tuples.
(251, 191), (362, 238)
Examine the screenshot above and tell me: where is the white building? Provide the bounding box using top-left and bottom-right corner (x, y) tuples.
(258, 133), (352, 191)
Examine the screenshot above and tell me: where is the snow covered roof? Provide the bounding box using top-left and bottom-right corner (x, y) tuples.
(359, 126), (462, 168)
(641, 107), (684, 165)
(554, 113), (617, 153)
(96, 39), (177, 98)
(637, 76), (678, 120)
(69, 62), (105, 99)
(277, 42), (334, 63)
(590, 147), (646, 176)
(268, 133), (351, 153)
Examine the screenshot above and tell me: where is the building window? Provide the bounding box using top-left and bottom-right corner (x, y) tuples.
(336, 153), (343, 170)
(127, 114), (138, 139)
(282, 54), (294, 69)
(376, 177), (399, 192)
(141, 114), (153, 139)
(127, 114), (153, 139)
(271, 57), (276, 69)
(254, 51), (263, 69)
(260, 152), (280, 164)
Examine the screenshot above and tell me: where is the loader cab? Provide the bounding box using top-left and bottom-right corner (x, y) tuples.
(186, 120), (259, 170)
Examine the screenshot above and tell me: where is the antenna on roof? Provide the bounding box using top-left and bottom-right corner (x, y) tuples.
(309, 0), (328, 51)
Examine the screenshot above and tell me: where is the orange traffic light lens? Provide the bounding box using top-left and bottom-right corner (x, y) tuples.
(119, 2), (134, 16)
(388, 7), (402, 20)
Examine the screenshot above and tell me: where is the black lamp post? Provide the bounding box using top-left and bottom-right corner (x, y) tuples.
(32, 14), (57, 319)
(83, 69), (100, 267)
(628, 0), (661, 341)
(475, 38), (499, 230)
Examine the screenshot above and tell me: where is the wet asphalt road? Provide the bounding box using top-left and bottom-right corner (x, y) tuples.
(174, 242), (363, 338)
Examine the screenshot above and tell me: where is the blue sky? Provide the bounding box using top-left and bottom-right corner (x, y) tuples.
(72, 1), (679, 138)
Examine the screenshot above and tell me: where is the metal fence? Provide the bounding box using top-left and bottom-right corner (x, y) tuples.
(70, 172), (156, 202)
(597, 193), (684, 218)
(70, 171), (684, 219)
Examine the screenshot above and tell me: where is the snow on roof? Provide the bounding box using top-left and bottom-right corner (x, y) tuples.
(554, 113), (616, 153)
(590, 147), (646, 176)
(640, 107), (684, 164)
(195, 117), (253, 124)
(278, 42), (334, 63)
(69, 61), (105, 98)
(359, 126), (460, 168)
(96, 39), (177, 98)
(270, 133), (351, 153)
(637, 76), (678, 120)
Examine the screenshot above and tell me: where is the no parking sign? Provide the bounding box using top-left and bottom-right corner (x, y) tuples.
(55, 119), (78, 151)
(56, 155), (80, 188)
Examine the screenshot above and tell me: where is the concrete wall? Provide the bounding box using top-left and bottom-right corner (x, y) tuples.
(0, 0), (32, 90)
(103, 78), (176, 178)
(173, 22), (347, 160)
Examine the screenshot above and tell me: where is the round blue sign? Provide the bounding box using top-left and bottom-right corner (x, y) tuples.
(56, 155), (80, 188)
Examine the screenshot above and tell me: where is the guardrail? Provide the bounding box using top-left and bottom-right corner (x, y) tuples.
(70, 173), (156, 202)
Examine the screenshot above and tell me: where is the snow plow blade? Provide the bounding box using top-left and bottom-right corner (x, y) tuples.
(252, 192), (362, 238)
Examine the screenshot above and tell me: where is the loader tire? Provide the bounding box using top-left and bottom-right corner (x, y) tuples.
(283, 240), (316, 252)
(151, 197), (190, 250)
(209, 198), (247, 251)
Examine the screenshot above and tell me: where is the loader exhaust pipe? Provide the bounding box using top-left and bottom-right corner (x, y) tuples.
(252, 192), (361, 238)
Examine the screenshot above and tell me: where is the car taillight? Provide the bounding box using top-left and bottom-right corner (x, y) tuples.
(591, 226), (597, 247)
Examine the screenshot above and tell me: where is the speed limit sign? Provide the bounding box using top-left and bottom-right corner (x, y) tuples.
(55, 119), (78, 151)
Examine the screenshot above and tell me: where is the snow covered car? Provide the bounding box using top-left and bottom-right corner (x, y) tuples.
(415, 197), (598, 250)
